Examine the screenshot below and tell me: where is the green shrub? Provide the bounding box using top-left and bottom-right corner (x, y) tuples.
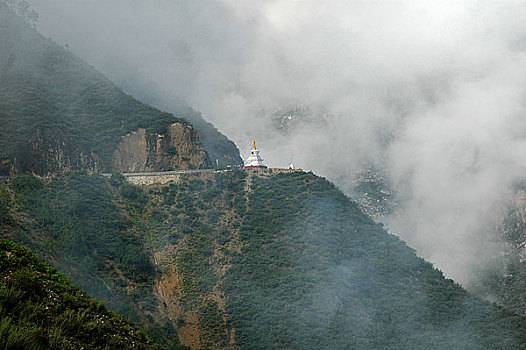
(109, 172), (125, 187)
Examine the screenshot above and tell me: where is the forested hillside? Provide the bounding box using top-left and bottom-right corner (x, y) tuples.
(350, 168), (526, 320)
(0, 173), (186, 348)
(2, 170), (526, 349)
(0, 239), (164, 349)
(0, 3), (238, 175)
(2, 2), (526, 349)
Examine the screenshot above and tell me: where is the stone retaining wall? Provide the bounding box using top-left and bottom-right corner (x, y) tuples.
(126, 174), (182, 186)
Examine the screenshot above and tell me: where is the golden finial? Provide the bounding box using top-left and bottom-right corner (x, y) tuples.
(253, 140), (256, 149)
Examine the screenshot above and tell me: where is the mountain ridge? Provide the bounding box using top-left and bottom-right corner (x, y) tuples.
(2, 3), (526, 349)
(0, 3), (238, 176)
(3, 170), (526, 349)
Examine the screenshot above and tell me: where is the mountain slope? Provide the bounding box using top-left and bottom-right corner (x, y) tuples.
(179, 110), (242, 168)
(3, 170), (526, 349)
(2, 3), (526, 349)
(146, 170), (526, 350)
(0, 4), (212, 175)
(0, 238), (164, 349)
(113, 87), (243, 168)
(0, 172), (184, 347)
(350, 169), (526, 320)
(466, 185), (526, 316)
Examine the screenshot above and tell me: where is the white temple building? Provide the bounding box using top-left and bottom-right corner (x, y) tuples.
(244, 141), (267, 169)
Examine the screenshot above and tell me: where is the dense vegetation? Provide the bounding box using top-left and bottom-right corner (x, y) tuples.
(140, 170), (526, 350)
(0, 238), (163, 349)
(3, 168), (526, 349)
(144, 170), (249, 349)
(224, 172), (526, 349)
(0, 4), (240, 175)
(3, 170), (526, 349)
(0, 173), (186, 348)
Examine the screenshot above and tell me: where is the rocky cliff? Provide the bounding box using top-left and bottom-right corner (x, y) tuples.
(112, 123), (211, 172)
(0, 5), (216, 176)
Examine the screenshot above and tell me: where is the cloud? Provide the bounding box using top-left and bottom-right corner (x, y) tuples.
(33, 0), (526, 285)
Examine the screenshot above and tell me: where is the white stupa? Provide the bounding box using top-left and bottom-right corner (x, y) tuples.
(244, 141), (267, 169)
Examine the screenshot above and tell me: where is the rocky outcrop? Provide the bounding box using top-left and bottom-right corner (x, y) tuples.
(112, 123), (211, 173)
(111, 129), (150, 173)
(0, 122), (211, 176)
(497, 190), (526, 257)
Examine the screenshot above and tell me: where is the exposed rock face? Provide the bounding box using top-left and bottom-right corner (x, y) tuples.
(4, 128), (101, 176)
(496, 190), (526, 259)
(0, 122), (211, 176)
(111, 129), (150, 173)
(112, 123), (211, 172)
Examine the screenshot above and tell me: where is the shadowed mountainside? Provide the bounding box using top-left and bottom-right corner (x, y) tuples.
(0, 238), (166, 349)
(0, 4), (240, 175)
(2, 170), (526, 349)
(2, 3), (526, 349)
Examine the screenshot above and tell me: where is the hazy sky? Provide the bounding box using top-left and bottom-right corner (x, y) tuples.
(33, 0), (526, 286)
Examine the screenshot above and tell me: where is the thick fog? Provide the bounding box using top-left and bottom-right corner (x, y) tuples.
(33, 0), (526, 286)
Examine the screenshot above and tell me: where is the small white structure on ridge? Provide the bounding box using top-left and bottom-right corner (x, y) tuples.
(244, 141), (267, 169)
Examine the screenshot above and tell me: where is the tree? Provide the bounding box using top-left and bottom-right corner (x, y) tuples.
(109, 172), (126, 187)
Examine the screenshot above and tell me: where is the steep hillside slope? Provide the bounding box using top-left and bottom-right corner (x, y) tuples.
(177, 110), (242, 168)
(2, 170), (526, 349)
(467, 184), (526, 316)
(0, 239), (163, 349)
(145, 170), (526, 350)
(0, 4), (211, 175)
(350, 170), (526, 319)
(0, 173), (185, 347)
